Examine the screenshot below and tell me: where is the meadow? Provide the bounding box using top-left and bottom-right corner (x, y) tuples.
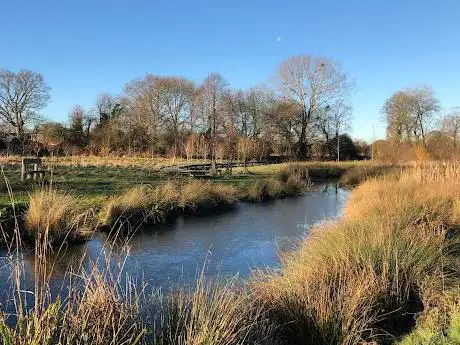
(1, 161), (460, 344)
(0, 157), (390, 247)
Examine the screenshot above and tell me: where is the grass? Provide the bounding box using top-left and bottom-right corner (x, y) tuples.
(179, 179), (237, 211)
(101, 180), (238, 228)
(253, 163), (460, 344)
(25, 189), (95, 245)
(398, 289), (460, 345)
(100, 182), (179, 226)
(0, 237), (270, 345)
(2, 158), (351, 245)
(3, 162), (460, 343)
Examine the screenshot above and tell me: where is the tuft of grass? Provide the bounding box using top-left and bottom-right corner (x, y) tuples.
(246, 179), (285, 201)
(151, 274), (274, 345)
(100, 182), (180, 226)
(101, 180), (237, 227)
(245, 165), (309, 201)
(179, 179), (237, 211)
(25, 189), (94, 245)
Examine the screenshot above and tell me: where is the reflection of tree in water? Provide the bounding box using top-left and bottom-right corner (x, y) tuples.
(319, 181), (340, 196)
(101, 221), (178, 256)
(25, 243), (89, 282)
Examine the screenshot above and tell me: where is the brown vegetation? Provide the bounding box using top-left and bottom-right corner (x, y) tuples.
(25, 189), (94, 245)
(254, 164), (460, 344)
(2, 163), (460, 344)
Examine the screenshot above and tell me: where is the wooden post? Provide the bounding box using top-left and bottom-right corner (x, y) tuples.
(21, 159), (26, 181)
(33, 163), (38, 180)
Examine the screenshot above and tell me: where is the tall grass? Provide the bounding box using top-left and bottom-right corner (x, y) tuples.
(253, 165), (460, 344)
(3, 162), (460, 344)
(245, 164), (311, 201)
(100, 182), (179, 226)
(0, 228), (271, 345)
(25, 189), (94, 245)
(101, 180), (238, 227)
(179, 180), (237, 211)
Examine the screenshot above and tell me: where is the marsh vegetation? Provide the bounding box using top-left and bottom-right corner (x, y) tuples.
(1, 161), (460, 344)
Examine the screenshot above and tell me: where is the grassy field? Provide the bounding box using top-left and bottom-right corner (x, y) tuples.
(0, 157), (402, 247)
(2, 162), (460, 344)
(0, 157), (388, 207)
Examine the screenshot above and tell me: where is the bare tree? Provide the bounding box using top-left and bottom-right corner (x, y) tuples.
(409, 86), (439, 145)
(198, 73), (228, 175)
(68, 105), (86, 151)
(0, 69), (50, 142)
(266, 99), (300, 156)
(123, 74), (164, 156)
(276, 55), (350, 159)
(158, 77), (194, 157)
(95, 93), (123, 123)
(69, 105), (84, 132)
(441, 107), (460, 150)
(383, 86), (439, 145)
(382, 91), (415, 142)
(329, 101), (352, 161)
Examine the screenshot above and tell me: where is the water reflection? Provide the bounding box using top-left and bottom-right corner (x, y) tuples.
(0, 182), (350, 299)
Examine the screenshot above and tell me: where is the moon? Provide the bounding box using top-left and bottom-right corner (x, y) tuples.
(276, 36), (282, 42)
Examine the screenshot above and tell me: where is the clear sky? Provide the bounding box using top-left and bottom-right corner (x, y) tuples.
(1, 0), (459, 141)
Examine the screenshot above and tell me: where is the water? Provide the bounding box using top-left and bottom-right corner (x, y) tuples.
(0, 182), (350, 302)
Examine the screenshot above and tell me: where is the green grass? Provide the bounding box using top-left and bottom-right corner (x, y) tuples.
(1, 160), (369, 208)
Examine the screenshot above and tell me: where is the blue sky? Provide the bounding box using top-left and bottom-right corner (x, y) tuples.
(1, 0), (459, 141)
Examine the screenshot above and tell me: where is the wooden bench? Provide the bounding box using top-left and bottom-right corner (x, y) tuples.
(21, 158), (46, 181)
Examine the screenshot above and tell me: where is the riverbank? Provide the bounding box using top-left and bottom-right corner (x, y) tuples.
(2, 163), (460, 344)
(0, 162), (312, 247)
(1, 160), (384, 247)
(0, 158), (393, 206)
(254, 163), (460, 344)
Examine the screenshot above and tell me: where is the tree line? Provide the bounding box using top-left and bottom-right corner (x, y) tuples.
(1, 55), (369, 165)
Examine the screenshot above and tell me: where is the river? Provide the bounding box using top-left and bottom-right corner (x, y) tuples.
(0, 182), (350, 307)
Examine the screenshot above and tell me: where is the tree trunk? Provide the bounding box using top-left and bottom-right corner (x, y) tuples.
(297, 106), (310, 160)
(297, 122), (308, 160)
(210, 96), (217, 176)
